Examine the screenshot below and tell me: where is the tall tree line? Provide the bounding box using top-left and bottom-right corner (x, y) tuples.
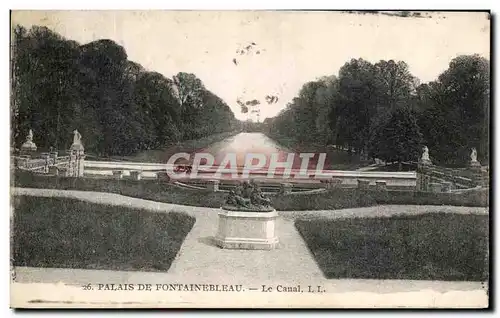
(11, 25), (238, 156)
(265, 55), (490, 166)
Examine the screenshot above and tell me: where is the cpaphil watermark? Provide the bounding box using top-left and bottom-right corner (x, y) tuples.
(165, 152), (328, 180)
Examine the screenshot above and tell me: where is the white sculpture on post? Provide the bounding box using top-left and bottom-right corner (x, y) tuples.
(20, 129), (37, 154)
(470, 148), (481, 167)
(471, 148), (477, 162)
(420, 146), (432, 165)
(71, 129), (84, 151)
(69, 129), (85, 177)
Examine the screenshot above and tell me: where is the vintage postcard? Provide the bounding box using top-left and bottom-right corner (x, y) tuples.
(9, 10), (490, 308)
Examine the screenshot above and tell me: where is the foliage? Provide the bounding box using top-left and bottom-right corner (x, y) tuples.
(11, 25), (238, 156)
(416, 54), (490, 165)
(265, 76), (338, 144)
(368, 107), (423, 163)
(264, 55), (489, 166)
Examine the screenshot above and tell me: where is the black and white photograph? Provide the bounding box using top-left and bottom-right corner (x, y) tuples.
(9, 10), (490, 308)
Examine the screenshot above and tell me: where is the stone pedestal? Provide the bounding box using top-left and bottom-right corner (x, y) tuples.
(279, 182), (292, 195)
(375, 180), (387, 191)
(58, 167), (68, 177)
(331, 178), (343, 189)
(470, 163), (482, 171)
(20, 141), (37, 155)
(130, 170), (142, 181)
(113, 170), (124, 179)
(207, 180), (220, 192)
(20, 147), (36, 156)
(40, 152), (50, 173)
(357, 179), (370, 190)
(214, 209), (279, 250)
(320, 179), (329, 189)
(419, 159), (433, 166)
(322, 178), (342, 189)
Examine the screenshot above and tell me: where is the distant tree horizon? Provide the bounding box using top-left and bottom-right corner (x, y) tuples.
(264, 55), (489, 166)
(11, 25), (239, 156)
(11, 25), (490, 167)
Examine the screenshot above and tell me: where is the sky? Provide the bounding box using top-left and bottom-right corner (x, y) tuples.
(11, 10), (490, 121)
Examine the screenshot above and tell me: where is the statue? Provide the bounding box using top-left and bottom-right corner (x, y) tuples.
(20, 129), (37, 153)
(470, 148), (481, 167)
(70, 129), (84, 151)
(241, 181), (253, 198)
(73, 130), (82, 145)
(250, 184), (272, 207)
(225, 190), (250, 208)
(421, 146), (430, 161)
(471, 148), (478, 163)
(222, 180), (274, 212)
(27, 129), (33, 142)
(420, 146), (432, 165)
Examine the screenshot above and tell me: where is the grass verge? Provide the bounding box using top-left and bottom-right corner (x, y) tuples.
(12, 195), (196, 272)
(295, 213), (489, 281)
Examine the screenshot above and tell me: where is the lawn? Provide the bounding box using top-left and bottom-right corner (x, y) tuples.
(12, 195), (196, 272)
(295, 213), (489, 281)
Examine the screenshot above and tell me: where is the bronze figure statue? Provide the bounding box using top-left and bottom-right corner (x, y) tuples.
(222, 180), (274, 212)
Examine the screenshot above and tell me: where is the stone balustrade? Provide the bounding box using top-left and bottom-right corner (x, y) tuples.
(417, 162), (487, 191)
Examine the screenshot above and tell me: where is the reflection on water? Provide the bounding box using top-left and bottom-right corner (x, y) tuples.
(195, 133), (325, 169)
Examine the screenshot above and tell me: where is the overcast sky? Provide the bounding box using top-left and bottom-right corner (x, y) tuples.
(11, 11), (490, 121)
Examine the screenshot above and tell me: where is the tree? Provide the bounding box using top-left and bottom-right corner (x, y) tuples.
(292, 81), (324, 142)
(330, 58), (379, 155)
(373, 60), (419, 113)
(265, 76), (338, 145)
(133, 71), (182, 148)
(314, 76), (338, 143)
(172, 72), (205, 109)
(416, 54), (489, 165)
(368, 107), (423, 168)
(11, 24), (239, 156)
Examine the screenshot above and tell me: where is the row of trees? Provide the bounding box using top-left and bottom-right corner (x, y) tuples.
(265, 55), (490, 166)
(11, 25), (238, 156)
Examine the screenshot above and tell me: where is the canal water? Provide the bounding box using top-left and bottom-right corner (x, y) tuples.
(195, 132), (329, 171)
